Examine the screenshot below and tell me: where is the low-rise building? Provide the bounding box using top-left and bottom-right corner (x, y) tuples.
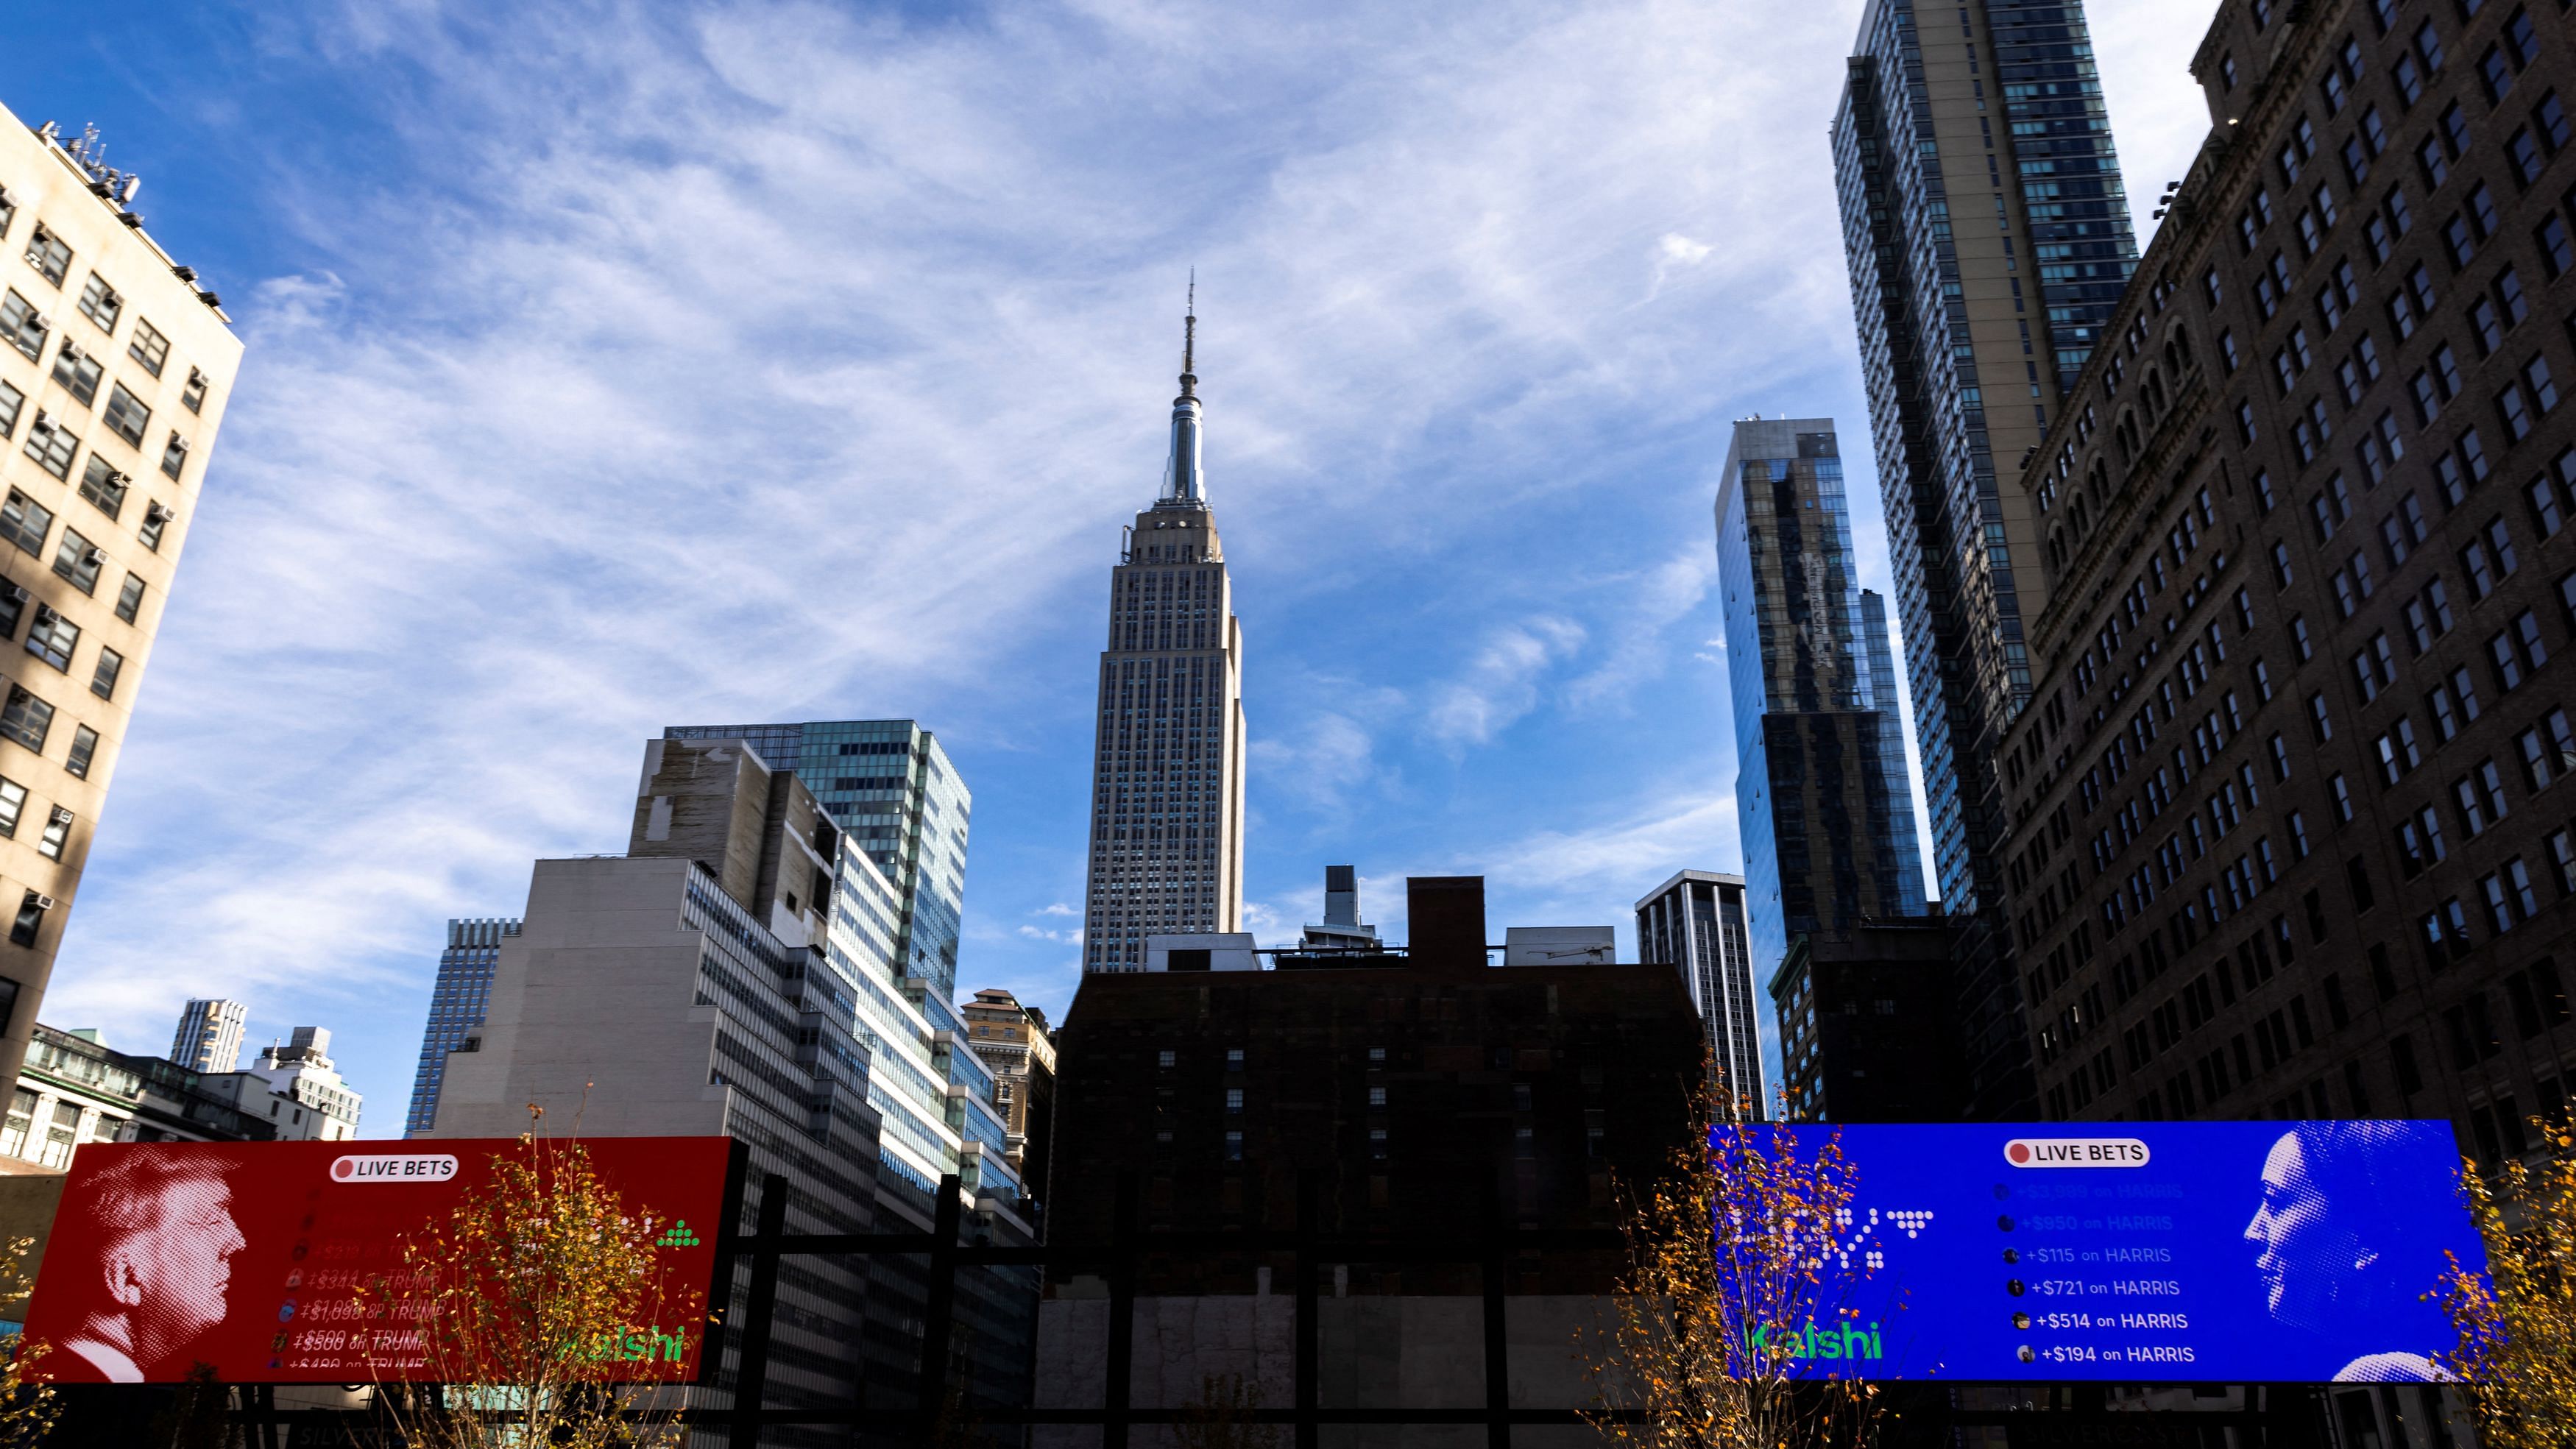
(959, 987), (1056, 1216)
(1036, 876), (1703, 1431)
(1, 1022), (272, 1170)
(1768, 919), (1962, 1123)
(202, 1026), (362, 1141)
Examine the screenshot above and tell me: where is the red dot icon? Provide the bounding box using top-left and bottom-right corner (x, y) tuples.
(2007, 1142), (2031, 1164)
(332, 1159), (354, 1180)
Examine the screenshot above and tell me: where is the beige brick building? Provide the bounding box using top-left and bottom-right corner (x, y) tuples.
(0, 106), (241, 1082)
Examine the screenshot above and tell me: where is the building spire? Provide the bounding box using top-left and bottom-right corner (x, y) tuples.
(1160, 273), (1206, 506)
(1180, 271), (1197, 399)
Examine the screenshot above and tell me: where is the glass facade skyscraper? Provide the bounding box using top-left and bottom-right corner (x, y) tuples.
(403, 917), (517, 1137)
(1715, 419), (1927, 1073)
(665, 719), (969, 999)
(1831, 0), (2137, 1116)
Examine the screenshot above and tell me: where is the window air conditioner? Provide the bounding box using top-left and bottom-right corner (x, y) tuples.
(146, 503), (172, 523)
(32, 895), (52, 911)
(49, 807), (72, 824)
(80, 548), (102, 567)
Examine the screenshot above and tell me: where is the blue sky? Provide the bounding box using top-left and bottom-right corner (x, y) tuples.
(13, 1), (2210, 1136)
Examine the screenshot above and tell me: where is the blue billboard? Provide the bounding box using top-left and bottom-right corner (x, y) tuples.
(1747, 1121), (2485, 1383)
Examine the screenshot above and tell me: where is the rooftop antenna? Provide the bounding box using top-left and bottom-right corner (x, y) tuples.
(1179, 269), (1197, 399)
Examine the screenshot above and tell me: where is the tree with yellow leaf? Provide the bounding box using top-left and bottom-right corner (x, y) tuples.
(0, 1235), (57, 1448)
(1583, 1089), (1886, 1449)
(361, 1112), (695, 1449)
(2436, 1110), (2576, 1447)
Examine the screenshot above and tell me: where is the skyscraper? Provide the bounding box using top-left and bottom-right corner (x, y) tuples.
(665, 719), (969, 996)
(1998, 0), (2576, 1163)
(1083, 301), (1248, 971)
(0, 110), (244, 1084)
(403, 917), (518, 1136)
(169, 996), (245, 1074)
(1633, 870), (1763, 1117)
(1831, 0), (2138, 1115)
(1715, 419), (1928, 1005)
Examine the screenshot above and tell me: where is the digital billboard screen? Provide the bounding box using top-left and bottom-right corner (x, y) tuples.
(1755, 1121), (2484, 1383)
(20, 1137), (733, 1385)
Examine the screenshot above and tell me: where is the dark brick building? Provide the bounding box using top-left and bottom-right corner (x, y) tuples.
(1042, 876), (1704, 1294)
(1769, 918), (1964, 1122)
(1998, 0), (2576, 1160)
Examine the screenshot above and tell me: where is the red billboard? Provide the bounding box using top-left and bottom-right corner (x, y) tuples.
(19, 1137), (735, 1384)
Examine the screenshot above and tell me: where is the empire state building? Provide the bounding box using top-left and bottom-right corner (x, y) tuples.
(1081, 302), (1247, 971)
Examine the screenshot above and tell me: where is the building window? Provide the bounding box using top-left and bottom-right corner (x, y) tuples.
(75, 456), (125, 522)
(180, 368), (208, 416)
(1224, 1088), (1242, 1113)
(89, 647), (121, 701)
(126, 319), (168, 378)
(36, 807), (70, 862)
(74, 274), (120, 333)
(52, 531), (101, 595)
(101, 384), (147, 449)
(158, 432), (187, 482)
(1223, 1130), (1243, 1161)
(1, 684), (54, 754)
(21, 415), (75, 481)
(0, 1089), (30, 1158)
(0, 778), (25, 839)
(63, 727), (94, 781)
(0, 293), (45, 371)
(113, 573), (142, 626)
(49, 344), (100, 408)
(23, 606), (74, 673)
(0, 496), (49, 567)
(138, 503), (168, 553)
(22, 227), (68, 287)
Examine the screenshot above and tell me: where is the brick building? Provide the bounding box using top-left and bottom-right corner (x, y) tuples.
(1033, 876), (1702, 1434)
(1998, 0), (2576, 1158)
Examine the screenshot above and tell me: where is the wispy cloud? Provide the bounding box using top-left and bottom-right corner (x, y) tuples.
(1425, 617), (1587, 747)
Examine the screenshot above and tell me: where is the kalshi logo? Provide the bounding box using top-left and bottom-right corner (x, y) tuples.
(329, 1154), (460, 1184)
(2003, 1138), (2151, 1168)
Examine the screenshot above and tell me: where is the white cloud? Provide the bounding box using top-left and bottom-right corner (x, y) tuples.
(1656, 233), (1713, 266)
(1034, 903), (1078, 918)
(1425, 617), (1587, 747)
(1016, 924), (1082, 945)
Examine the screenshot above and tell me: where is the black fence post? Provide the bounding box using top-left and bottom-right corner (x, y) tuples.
(698, 1138), (753, 1389)
(1482, 1179), (1510, 1449)
(729, 1172), (789, 1449)
(1295, 1170), (1319, 1449)
(1105, 1170), (1138, 1449)
(919, 1172), (963, 1436)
